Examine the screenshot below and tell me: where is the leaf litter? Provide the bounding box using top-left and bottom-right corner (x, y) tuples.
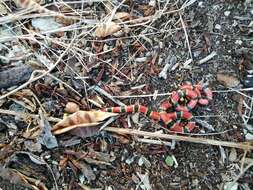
(0, 0), (253, 189)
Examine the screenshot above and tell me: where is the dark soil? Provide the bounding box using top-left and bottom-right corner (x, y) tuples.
(0, 0), (252, 189)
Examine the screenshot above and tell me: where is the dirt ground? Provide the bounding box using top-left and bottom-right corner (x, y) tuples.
(0, 0), (253, 189)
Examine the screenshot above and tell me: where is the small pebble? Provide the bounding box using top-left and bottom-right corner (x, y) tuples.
(215, 24), (221, 30)
(125, 155), (135, 165)
(224, 11), (230, 17)
(149, 0), (156, 7)
(198, 2), (204, 8)
(64, 102), (80, 113)
(235, 40), (242, 45)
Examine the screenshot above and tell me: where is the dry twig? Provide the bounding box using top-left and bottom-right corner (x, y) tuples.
(104, 127), (253, 150)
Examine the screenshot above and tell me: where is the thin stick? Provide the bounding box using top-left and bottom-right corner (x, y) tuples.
(198, 51), (217, 64)
(136, 138), (172, 146)
(109, 87), (253, 99)
(179, 11), (193, 61)
(104, 127), (253, 150)
(0, 109), (61, 123)
(92, 86), (125, 106)
(1, 108), (251, 149)
(230, 158), (253, 188)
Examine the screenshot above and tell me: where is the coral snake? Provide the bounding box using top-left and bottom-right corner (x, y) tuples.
(101, 82), (212, 133)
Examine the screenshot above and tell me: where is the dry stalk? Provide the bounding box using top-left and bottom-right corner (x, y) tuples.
(198, 51), (217, 64)
(0, 108), (251, 150)
(109, 88), (253, 99)
(0, 108), (61, 123)
(229, 157), (253, 188)
(104, 127), (253, 150)
(136, 138), (172, 147)
(179, 11), (193, 61)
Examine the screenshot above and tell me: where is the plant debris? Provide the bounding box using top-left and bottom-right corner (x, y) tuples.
(0, 0), (253, 189)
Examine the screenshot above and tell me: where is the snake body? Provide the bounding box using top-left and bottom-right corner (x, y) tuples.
(101, 83), (212, 133)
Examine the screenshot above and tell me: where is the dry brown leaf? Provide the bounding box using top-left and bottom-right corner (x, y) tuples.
(10, 89), (37, 112)
(233, 94), (245, 116)
(71, 159), (96, 181)
(111, 133), (130, 144)
(217, 73), (240, 88)
(113, 12), (131, 21)
(52, 111), (118, 135)
(95, 22), (121, 38)
(53, 122), (100, 135)
(70, 126), (99, 138)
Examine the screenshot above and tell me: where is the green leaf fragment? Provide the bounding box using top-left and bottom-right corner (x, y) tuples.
(165, 155), (174, 167)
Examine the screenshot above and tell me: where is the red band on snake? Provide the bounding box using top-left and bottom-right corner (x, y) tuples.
(181, 83), (213, 106)
(101, 83), (212, 133)
(170, 89), (198, 111)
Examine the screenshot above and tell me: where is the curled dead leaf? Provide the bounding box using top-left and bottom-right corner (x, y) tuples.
(52, 111), (118, 135)
(95, 22), (121, 38)
(113, 12), (131, 21)
(217, 73), (240, 88)
(71, 159), (96, 181)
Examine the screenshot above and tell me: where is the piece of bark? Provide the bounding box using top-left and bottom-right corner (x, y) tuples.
(0, 65), (33, 89)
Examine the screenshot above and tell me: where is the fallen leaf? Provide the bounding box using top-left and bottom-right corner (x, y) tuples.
(65, 149), (116, 164)
(32, 17), (63, 32)
(70, 126), (99, 138)
(71, 159), (96, 181)
(52, 111), (118, 135)
(9, 90), (37, 112)
(117, 135), (130, 144)
(24, 141), (42, 153)
(235, 94), (245, 116)
(113, 12), (131, 21)
(138, 5), (155, 16)
(95, 22), (121, 38)
(53, 122), (100, 135)
(217, 73), (240, 87)
(165, 155), (174, 167)
(0, 168), (32, 189)
(38, 111), (58, 149)
(16, 171), (48, 190)
(4, 152), (49, 189)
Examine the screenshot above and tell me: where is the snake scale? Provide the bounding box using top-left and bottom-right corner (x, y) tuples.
(101, 82), (213, 133)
